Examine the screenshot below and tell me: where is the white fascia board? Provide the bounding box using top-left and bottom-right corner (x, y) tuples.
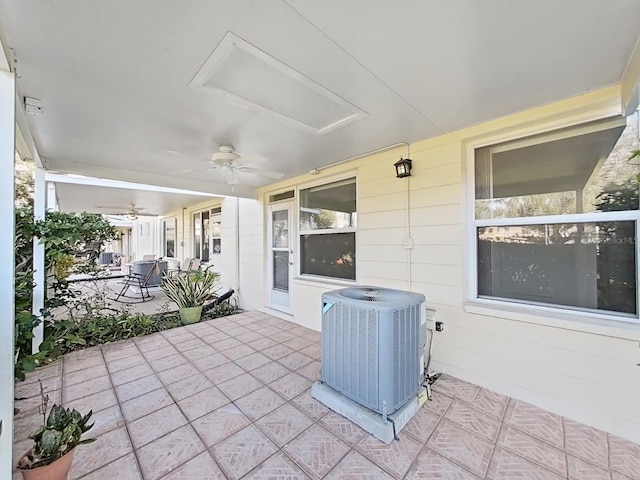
(44, 172), (223, 197)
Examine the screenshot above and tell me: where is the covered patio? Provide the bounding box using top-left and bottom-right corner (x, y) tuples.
(13, 311), (639, 480)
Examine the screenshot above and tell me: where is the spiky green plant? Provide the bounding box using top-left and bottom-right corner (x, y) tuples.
(17, 384), (95, 470)
(161, 267), (221, 308)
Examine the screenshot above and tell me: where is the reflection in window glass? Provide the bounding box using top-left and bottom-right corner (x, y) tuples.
(477, 221), (636, 315)
(163, 219), (176, 257)
(301, 232), (355, 280)
(299, 178), (357, 280)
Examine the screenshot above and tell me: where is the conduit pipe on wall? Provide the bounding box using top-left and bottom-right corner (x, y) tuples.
(235, 197), (240, 296)
(309, 142), (410, 174)
(404, 143), (412, 292)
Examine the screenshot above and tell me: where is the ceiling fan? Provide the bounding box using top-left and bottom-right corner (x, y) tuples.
(96, 203), (157, 220)
(172, 145), (284, 186)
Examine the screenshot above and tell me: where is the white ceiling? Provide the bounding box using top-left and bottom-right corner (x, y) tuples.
(2, 1), (640, 210)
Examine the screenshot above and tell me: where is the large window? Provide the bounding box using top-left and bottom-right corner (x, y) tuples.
(299, 177), (356, 280)
(473, 113), (639, 317)
(162, 219), (176, 258)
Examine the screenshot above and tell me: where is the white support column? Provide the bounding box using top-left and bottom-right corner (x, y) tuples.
(0, 67), (16, 480)
(32, 167), (46, 352)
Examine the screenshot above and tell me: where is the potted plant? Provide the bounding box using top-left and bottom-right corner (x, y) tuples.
(16, 385), (95, 480)
(161, 267), (221, 324)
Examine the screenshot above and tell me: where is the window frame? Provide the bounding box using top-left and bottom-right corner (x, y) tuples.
(296, 175), (358, 282)
(193, 206), (222, 261)
(466, 116), (640, 324)
(162, 218), (177, 258)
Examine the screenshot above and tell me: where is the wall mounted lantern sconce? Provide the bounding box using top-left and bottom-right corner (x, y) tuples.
(394, 157), (412, 178)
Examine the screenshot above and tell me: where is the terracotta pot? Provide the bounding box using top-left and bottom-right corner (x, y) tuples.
(18, 448), (76, 480)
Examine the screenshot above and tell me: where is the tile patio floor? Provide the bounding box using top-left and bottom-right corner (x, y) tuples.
(13, 311), (640, 480)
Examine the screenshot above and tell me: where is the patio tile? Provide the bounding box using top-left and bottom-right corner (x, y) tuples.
(210, 337), (243, 351)
(68, 427), (133, 479)
(114, 373), (163, 402)
(128, 404), (188, 449)
(148, 352), (189, 372)
(405, 447), (482, 480)
(63, 347), (103, 364)
(326, 450), (394, 480)
(134, 333), (172, 352)
(191, 351), (231, 371)
(64, 354), (106, 374)
(278, 351), (314, 370)
(88, 404), (125, 437)
(402, 404), (442, 444)
(247, 337), (279, 350)
(503, 399), (565, 449)
(217, 372), (264, 400)
(255, 402), (314, 447)
(292, 390), (330, 420)
(166, 372), (214, 401)
(63, 375), (112, 403)
(299, 343), (322, 360)
(203, 362), (245, 385)
(285, 424), (351, 480)
(497, 424), (567, 476)
(202, 331), (231, 344)
(234, 352), (272, 371)
(222, 344), (257, 361)
(432, 375), (480, 402)
(563, 417), (609, 469)
(102, 343), (140, 362)
(109, 363), (154, 386)
(192, 403), (252, 447)
(487, 447), (564, 480)
(235, 331), (264, 343)
(177, 386), (230, 421)
(106, 353), (147, 373)
(445, 400), (502, 441)
(426, 420), (494, 478)
(173, 337), (207, 352)
(14, 388), (61, 419)
(234, 386), (287, 420)
(136, 424), (205, 480)
(22, 361), (62, 383)
(262, 344), (296, 360)
(297, 360), (321, 382)
(608, 433), (640, 478)
(120, 387), (174, 422)
(13, 412), (42, 442)
(162, 328), (196, 341)
(567, 454), (612, 480)
(356, 432), (423, 479)
(212, 424), (278, 480)
(251, 361), (292, 384)
(471, 387), (510, 420)
(244, 451), (309, 479)
(15, 374), (62, 399)
(78, 452), (142, 480)
(282, 336), (316, 351)
(225, 325), (253, 337)
(182, 344), (217, 362)
(159, 451), (226, 480)
(64, 363), (109, 386)
(269, 372), (313, 400)
(270, 330), (297, 343)
(426, 391), (454, 416)
(141, 344), (179, 361)
(156, 363), (200, 385)
(320, 411), (366, 446)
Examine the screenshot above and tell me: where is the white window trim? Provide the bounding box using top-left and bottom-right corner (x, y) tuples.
(162, 217), (177, 258)
(211, 209), (222, 255)
(295, 173), (358, 283)
(464, 114), (640, 327)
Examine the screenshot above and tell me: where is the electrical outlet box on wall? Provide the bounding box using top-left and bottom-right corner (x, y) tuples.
(425, 308), (437, 331)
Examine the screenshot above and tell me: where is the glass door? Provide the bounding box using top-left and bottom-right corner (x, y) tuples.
(268, 202), (293, 312)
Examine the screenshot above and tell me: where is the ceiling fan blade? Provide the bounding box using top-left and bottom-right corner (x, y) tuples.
(166, 150), (209, 161)
(236, 166), (284, 179)
(232, 153), (267, 167)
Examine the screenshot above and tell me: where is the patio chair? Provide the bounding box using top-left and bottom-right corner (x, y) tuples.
(141, 254), (156, 260)
(189, 258), (202, 271)
(113, 260), (159, 303)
